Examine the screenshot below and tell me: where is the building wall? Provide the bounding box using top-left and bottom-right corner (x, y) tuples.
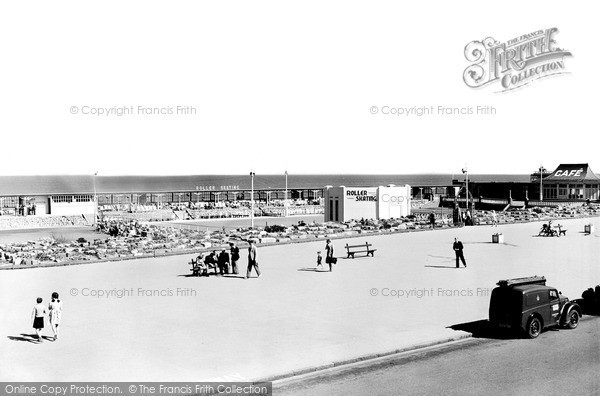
(342, 187), (378, 222)
(377, 185), (411, 219)
(50, 201), (96, 216)
(543, 183), (600, 201)
(325, 185), (411, 222)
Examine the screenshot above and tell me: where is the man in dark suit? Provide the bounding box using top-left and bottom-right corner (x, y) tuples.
(230, 243), (240, 274)
(453, 237), (467, 268)
(218, 249), (230, 275)
(204, 251), (218, 275)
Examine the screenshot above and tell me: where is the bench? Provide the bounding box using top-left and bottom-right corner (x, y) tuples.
(189, 257), (218, 276)
(345, 242), (377, 259)
(189, 259), (205, 277)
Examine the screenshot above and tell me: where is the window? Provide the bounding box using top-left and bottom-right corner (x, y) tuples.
(52, 195), (73, 203)
(0, 196), (18, 207)
(558, 184), (568, 197)
(74, 195), (93, 202)
(543, 186), (557, 199)
(526, 291), (549, 307)
(549, 290), (559, 300)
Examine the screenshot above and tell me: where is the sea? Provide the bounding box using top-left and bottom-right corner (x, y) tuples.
(0, 174), (532, 195)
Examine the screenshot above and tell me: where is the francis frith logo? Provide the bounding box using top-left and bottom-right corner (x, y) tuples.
(463, 28), (571, 92)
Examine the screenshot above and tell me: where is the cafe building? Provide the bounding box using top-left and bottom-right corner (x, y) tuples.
(541, 163), (600, 201)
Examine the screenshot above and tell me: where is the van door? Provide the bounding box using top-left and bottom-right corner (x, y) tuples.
(549, 289), (561, 324)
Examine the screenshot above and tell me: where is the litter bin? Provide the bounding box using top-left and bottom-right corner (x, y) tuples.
(584, 224), (595, 234)
(492, 233), (504, 243)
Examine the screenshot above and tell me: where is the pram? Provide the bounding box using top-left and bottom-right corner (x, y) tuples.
(538, 221), (558, 237)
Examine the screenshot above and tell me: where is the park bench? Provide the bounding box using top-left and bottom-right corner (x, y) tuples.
(345, 242), (377, 259)
(189, 257), (218, 276)
(189, 258), (206, 277)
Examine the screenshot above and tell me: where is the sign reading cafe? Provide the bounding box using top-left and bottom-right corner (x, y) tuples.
(463, 28), (572, 92)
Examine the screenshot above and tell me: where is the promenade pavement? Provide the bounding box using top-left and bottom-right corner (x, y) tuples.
(1, 216), (599, 382)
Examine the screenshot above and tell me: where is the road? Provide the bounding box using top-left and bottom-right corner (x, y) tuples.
(275, 316), (600, 396)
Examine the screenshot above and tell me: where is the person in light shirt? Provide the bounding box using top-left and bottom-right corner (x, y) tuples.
(48, 292), (63, 341)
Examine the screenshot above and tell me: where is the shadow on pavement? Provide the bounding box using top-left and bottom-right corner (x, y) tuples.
(448, 320), (516, 339)
(424, 265), (458, 269)
(298, 268), (329, 272)
(7, 333), (54, 343)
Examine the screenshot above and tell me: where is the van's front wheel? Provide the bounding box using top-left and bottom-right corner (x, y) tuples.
(565, 310), (580, 329)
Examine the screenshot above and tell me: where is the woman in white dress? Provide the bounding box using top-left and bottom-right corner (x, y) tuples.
(48, 292), (63, 340)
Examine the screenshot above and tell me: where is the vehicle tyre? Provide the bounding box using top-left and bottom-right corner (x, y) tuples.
(526, 316), (542, 339)
(565, 309), (580, 329)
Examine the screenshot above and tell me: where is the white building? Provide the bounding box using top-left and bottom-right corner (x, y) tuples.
(324, 185), (411, 222)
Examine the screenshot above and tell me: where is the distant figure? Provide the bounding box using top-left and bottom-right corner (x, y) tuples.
(429, 212), (436, 229)
(325, 239), (335, 272)
(230, 243), (240, 275)
(491, 210), (498, 227)
(453, 238), (467, 268)
(218, 249), (230, 275)
(316, 251), (323, 269)
(31, 297), (46, 343)
(48, 292), (63, 341)
(246, 240), (261, 278)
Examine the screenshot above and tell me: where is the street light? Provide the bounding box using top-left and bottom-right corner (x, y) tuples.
(93, 171), (98, 226)
(461, 167), (469, 211)
(539, 165), (546, 201)
(250, 172), (255, 228)
(284, 170), (288, 217)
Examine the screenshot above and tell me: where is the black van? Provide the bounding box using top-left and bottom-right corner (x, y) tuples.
(489, 276), (582, 338)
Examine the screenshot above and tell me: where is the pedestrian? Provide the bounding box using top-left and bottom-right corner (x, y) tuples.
(31, 297), (46, 343)
(230, 242), (240, 275)
(428, 212), (436, 229)
(325, 239), (335, 272)
(316, 251), (323, 270)
(491, 210), (498, 227)
(246, 240), (261, 278)
(453, 237), (467, 268)
(204, 251), (217, 275)
(48, 292), (63, 341)
(218, 249), (230, 275)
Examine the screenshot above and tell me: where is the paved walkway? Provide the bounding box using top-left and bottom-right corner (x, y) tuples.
(1, 216), (599, 381)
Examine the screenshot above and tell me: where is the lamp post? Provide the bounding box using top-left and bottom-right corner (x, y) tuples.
(539, 165), (546, 201)
(250, 172), (255, 228)
(285, 170), (289, 217)
(461, 167), (469, 210)
(93, 171), (98, 226)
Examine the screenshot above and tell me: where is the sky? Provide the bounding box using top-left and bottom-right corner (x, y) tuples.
(0, 1), (596, 176)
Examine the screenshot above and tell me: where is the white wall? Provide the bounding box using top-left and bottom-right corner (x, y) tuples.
(51, 201), (95, 216)
(377, 185), (411, 219)
(341, 187), (378, 222)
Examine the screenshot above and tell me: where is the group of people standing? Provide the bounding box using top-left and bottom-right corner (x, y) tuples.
(196, 241), (261, 279)
(31, 292), (63, 343)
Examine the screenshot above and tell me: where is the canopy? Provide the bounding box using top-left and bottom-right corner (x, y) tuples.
(543, 164), (600, 183)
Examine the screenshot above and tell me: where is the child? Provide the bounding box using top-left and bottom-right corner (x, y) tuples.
(316, 251), (323, 269)
(31, 297), (46, 343)
(48, 292), (63, 341)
